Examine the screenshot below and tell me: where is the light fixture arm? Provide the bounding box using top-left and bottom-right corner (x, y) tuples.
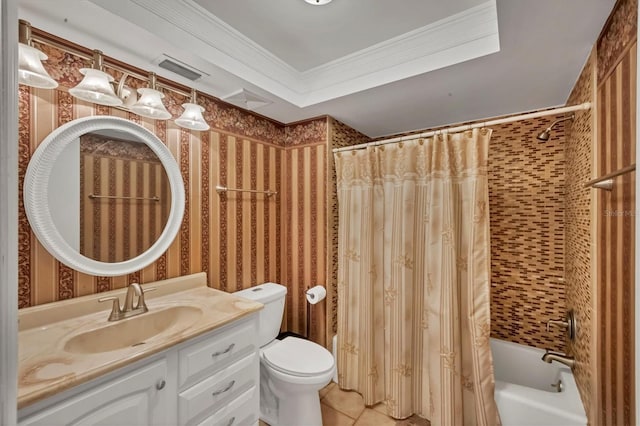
(149, 72), (159, 91)
(19, 20), (32, 46)
(115, 72), (130, 99)
(91, 50), (106, 71)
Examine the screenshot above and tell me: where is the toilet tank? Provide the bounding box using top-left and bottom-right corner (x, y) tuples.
(234, 283), (286, 347)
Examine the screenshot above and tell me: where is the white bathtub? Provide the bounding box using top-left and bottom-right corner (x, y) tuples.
(491, 338), (587, 426)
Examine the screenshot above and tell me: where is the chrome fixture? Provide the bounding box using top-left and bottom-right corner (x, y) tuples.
(18, 20), (58, 89)
(215, 185), (277, 197)
(69, 50), (123, 106)
(175, 88), (210, 131)
(130, 73), (172, 120)
(546, 309), (577, 341)
(542, 350), (575, 369)
(98, 283), (155, 321)
(536, 113), (575, 141)
(551, 379), (563, 393)
(584, 163), (636, 191)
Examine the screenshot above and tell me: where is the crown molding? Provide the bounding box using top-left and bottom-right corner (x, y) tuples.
(92, 0), (499, 108)
(93, 0), (305, 102)
(299, 1), (499, 106)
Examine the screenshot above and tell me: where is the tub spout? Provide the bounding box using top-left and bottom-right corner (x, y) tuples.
(542, 350), (575, 368)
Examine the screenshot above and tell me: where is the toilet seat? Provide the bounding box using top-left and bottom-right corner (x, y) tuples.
(262, 337), (334, 377)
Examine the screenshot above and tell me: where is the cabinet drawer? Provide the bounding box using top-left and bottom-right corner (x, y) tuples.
(178, 353), (257, 425)
(179, 320), (256, 388)
(195, 386), (258, 426)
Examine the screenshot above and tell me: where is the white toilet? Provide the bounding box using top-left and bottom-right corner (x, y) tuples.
(234, 283), (335, 426)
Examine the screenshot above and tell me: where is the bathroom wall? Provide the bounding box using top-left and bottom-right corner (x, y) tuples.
(562, 0), (638, 423)
(278, 117), (370, 347)
(595, 0), (637, 421)
(565, 48), (597, 423)
(488, 115), (568, 352)
(280, 118), (328, 342)
(17, 30), (369, 352)
(18, 34), (286, 307)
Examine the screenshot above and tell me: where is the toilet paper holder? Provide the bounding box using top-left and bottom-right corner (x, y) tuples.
(305, 286), (326, 303)
(305, 285), (326, 340)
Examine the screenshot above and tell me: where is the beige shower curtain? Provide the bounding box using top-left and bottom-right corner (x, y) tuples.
(335, 129), (498, 425)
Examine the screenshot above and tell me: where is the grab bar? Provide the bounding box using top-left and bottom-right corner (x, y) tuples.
(584, 163), (635, 191)
(215, 185), (277, 197)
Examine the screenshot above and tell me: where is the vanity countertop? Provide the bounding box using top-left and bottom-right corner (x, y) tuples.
(17, 273), (263, 409)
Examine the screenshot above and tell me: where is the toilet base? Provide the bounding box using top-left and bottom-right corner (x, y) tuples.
(277, 391), (322, 426)
(260, 386), (322, 426)
(259, 362), (333, 426)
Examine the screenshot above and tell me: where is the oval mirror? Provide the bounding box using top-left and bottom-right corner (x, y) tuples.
(24, 116), (185, 276)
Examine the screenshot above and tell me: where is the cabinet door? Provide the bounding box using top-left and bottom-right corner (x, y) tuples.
(20, 359), (171, 426)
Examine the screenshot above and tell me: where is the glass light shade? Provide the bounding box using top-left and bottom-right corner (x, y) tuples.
(69, 68), (123, 106)
(304, 0), (332, 4)
(130, 88), (171, 120)
(175, 103), (209, 131)
(18, 43), (58, 89)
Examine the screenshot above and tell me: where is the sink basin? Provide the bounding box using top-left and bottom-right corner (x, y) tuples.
(63, 306), (203, 354)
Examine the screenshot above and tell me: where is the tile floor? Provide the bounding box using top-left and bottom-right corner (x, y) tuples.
(259, 382), (430, 426)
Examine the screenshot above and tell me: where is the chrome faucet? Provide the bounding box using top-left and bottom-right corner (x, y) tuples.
(542, 350), (575, 369)
(98, 283), (155, 321)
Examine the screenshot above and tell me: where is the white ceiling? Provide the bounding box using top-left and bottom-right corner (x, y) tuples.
(19, 0), (616, 138)
(193, 0), (487, 71)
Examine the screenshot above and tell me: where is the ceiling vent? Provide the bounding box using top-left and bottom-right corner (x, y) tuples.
(222, 89), (273, 110)
(155, 54), (207, 81)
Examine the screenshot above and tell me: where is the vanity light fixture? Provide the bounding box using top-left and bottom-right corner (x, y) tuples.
(130, 73), (172, 120)
(69, 50), (123, 106)
(175, 89), (210, 131)
(18, 20), (58, 89)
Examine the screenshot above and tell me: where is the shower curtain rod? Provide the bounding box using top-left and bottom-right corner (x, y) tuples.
(333, 102), (592, 153)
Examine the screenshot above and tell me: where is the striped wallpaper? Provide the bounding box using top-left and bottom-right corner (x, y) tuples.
(281, 133), (328, 342)
(18, 84), (285, 306)
(596, 39), (636, 426)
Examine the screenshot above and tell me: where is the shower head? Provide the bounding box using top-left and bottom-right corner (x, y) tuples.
(536, 128), (551, 141)
(536, 113), (575, 142)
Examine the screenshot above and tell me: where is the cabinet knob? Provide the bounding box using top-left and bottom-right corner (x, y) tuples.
(156, 379), (166, 390)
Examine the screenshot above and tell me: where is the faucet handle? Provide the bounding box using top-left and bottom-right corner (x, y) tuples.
(98, 296), (122, 321)
(546, 319), (569, 332)
(135, 286), (156, 311)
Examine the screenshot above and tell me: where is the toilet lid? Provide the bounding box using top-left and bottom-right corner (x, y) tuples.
(263, 337), (334, 377)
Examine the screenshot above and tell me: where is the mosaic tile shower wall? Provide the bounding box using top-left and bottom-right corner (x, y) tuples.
(487, 116), (567, 352)
(565, 49), (597, 423)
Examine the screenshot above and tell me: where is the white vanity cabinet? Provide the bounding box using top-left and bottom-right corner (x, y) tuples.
(19, 359), (170, 426)
(18, 314), (260, 426)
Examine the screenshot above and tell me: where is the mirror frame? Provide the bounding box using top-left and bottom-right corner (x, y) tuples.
(24, 116), (185, 276)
